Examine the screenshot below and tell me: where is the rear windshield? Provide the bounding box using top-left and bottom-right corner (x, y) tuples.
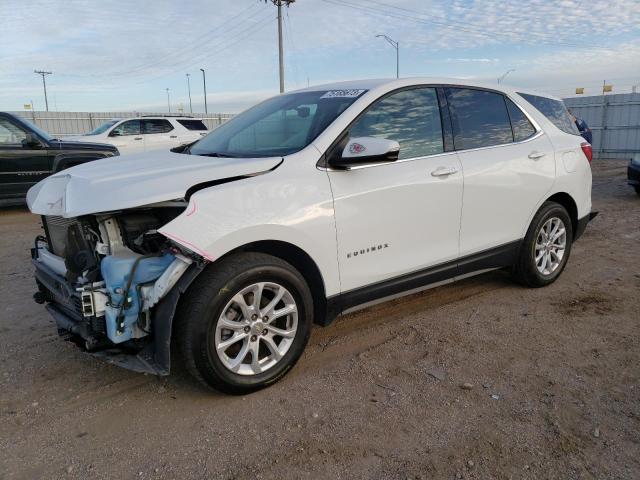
(517, 93), (580, 135)
(177, 119), (208, 131)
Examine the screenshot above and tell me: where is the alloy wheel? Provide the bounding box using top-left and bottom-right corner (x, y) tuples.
(214, 282), (298, 376)
(534, 217), (567, 276)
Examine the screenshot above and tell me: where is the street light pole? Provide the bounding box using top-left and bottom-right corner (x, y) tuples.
(200, 68), (208, 114)
(166, 88), (171, 113)
(497, 69), (515, 84)
(375, 35), (399, 78)
(186, 73), (193, 114)
(34, 70), (52, 112)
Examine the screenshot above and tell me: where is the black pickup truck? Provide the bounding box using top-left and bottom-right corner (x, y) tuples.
(0, 112), (119, 206)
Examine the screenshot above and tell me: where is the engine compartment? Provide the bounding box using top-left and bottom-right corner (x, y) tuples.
(34, 204), (200, 351)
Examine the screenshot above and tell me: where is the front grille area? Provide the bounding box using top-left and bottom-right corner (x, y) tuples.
(43, 215), (78, 257)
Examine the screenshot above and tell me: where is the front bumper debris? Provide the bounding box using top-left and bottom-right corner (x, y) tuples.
(32, 246), (205, 376)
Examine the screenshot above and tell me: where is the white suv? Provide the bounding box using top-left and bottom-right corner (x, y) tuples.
(66, 116), (209, 154)
(27, 78), (595, 393)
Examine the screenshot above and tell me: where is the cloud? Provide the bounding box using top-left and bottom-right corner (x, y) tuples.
(0, 0), (638, 110)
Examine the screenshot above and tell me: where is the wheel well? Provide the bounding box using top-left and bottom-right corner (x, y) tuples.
(546, 192), (578, 235)
(226, 240), (328, 325)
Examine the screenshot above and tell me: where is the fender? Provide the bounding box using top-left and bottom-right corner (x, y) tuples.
(158, 153), (341, 297)
(52, 152), (112, 172)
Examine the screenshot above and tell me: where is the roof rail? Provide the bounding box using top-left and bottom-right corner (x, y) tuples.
(139, 115), (195, 118)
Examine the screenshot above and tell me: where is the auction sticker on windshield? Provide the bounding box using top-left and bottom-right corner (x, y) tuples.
(320, 89), (367, 99)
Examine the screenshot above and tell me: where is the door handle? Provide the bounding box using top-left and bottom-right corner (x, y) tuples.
(134, 137), (143, 140)
(431, 166), (458, 177)
(528, 151), (546, 160)
(170, 135), (178, 139)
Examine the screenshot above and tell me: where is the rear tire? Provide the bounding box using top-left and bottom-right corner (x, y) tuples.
(513, 201), (573, 288)
(175, 252), (313, 394)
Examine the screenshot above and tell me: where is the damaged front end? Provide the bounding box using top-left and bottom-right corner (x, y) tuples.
(32, 205), (205, 375)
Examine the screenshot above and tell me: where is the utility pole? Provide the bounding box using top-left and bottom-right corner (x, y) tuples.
(166, 88), (171, 113)
(375, 35), (399, 78)
(34, 70), (52, 112)
(186, 73), (193, 114)
(200, 68), (208, 114)
(266, 0), (295, 93)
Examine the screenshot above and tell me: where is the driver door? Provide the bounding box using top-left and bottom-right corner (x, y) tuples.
(0, 116), (51, 199)
(326, 87), (463, 293)
(108, 119), (144, 154)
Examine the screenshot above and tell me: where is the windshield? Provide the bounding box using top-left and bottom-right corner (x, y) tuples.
(86, 120), (119, 135)
(189, 89), (367, 158)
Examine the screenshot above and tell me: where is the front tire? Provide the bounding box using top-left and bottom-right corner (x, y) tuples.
(513, 201), (573, 287)
(175, 252), (313, 394)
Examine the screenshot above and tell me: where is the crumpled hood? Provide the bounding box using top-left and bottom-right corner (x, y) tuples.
(27, 151), (282, 218)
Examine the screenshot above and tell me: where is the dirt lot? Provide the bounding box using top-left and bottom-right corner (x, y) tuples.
(1, 159), (639, 480)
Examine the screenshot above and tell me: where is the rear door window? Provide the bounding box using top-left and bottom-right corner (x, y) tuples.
(142, 119), (174, 134)
(177, 119), (208, 131)
(505, 98), (536, 141)
(517, 93), (579, 135)
(349, 87), (444, 160)
(445, 88), (513, 150)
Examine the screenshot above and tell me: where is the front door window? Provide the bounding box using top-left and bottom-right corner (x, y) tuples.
(0, 118), (27, 145)
(349, 87), (444, 160)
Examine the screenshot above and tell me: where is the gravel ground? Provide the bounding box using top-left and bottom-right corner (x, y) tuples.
(1, 159), (639, 480)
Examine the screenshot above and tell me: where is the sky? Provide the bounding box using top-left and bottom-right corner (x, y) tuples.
(1, 0), (639, 114)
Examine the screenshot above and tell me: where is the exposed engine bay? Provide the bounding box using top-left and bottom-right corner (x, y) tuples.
(32, 203), (204, 368)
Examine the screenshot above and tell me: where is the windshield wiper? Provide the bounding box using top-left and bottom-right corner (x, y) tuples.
(196, 152), (237, 158)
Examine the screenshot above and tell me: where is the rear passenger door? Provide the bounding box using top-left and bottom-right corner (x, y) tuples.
(141, 119), (176, 152)
(445, 87), (556, 257)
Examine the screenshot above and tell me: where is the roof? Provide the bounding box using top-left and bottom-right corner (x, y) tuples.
(291, 77), (561, 101)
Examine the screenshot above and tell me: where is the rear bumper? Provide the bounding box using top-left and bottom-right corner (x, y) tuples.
(574, 211), (598, 241)
(628, 163), (640, 186)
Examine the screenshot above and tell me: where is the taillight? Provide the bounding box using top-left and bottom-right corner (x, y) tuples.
(580, 142), (593, 164)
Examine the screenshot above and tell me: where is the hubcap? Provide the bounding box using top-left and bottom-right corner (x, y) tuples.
(535, 217), (566, 276)
(214, 282), (298, 376)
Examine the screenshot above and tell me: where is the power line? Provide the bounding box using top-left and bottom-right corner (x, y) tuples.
(284, 8), (302, 88)
(57, 4), (267, 81)
(107, 4), (267, 78)
(126, 15), (276, 86)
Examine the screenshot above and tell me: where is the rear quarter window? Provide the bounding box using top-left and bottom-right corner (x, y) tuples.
(517, 93), (580, 136)
(177, 119), (208, 131)
(505, 98), (536, 142)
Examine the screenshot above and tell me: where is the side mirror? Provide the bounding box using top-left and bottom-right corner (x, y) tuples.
(170, 141), (196, 153)
(330, 136), (400, 169)
(109, 130), (121, 137)
(22, 132), (43, 149)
